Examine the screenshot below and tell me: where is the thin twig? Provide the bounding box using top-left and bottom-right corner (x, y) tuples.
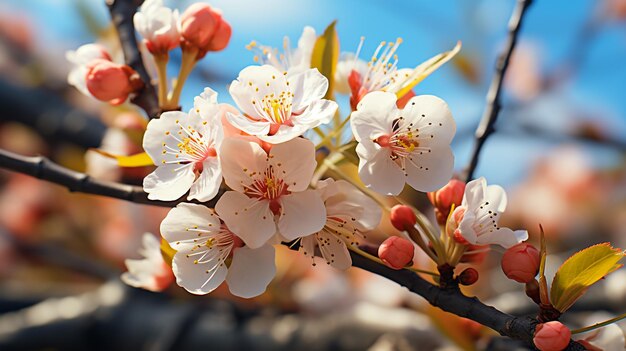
(0, 149), (212, 208)
(464, 0), (533, 182)
(0, 147), (585, 349)
(107, 0), (160, 119)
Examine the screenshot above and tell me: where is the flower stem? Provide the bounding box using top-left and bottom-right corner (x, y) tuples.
(167, 47), (198, 109)
(571, 312), (626, 334)
(153, 53), (169, 109)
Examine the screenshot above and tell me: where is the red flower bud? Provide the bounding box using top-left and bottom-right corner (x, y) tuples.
(85, 60), (141, 105)
(534, 322), (571, 351)
(501, 243), (540, 283)
(180, 3), (231, 57)
(428, 179), (466, 224)
(458, 267), (479, 285)
(390, 205), (416, 231)
(378, 236), (414, 270)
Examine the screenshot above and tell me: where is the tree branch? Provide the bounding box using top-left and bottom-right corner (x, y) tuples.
(0, 147), (585, 349)
(464, 0), (533, 182)
(107, 0), (160, 119)
(0, 149), (212, 208)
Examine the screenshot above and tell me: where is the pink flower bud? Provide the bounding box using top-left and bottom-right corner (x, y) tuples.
(428, 179), (466, 224)
(180, 3), (231, 57)
(534, 322), (571, 351)
(85, 60), (141, 105)
(390, 205), (416, 231)
(501, 243), (540, 283)
(378, 236), (414, 270)
(458, 267), (479, 285)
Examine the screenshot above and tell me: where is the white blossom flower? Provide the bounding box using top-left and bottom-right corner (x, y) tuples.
(133, 0), (180, 55)
(121, 233), (173, 292)
(454, 177), (528, 249)
(143, 88), (224, 201)
(161, 203), (276, 297)
(66, 43), (112, 96)
(227, 65), (338, 144)
(215, 137), (326, 249)
(351, 91), (456, 195)
(301, 179), (381, 269)
(335, 38), (460, 107)
(247, 26), (316, 76)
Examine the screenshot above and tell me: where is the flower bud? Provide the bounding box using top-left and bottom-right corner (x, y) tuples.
(180, 3), (231, 57)
(428, 179), (465, 224)
(501, 243), (540, 283)
(85, 60), (141, 105)
(378, 236), (414, 270)
(390, 205), (416, 231)
(534, 321), (571, 351)
(458, 267), (479, 285)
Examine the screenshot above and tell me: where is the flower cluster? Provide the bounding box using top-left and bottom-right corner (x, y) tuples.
(72, 9), (534, 298)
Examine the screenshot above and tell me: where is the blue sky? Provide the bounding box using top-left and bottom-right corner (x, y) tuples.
(4, 0), (626, 185)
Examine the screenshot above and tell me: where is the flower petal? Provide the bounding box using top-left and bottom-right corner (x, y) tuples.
(350, 91), (398, 142)
(356, 144), (405, 195)
(404, 145), (454, 192)
(160, 203), (221, 251)
(188, 157), (222, 202)
(293, 99), (338, 127)
(317, 231), (352, 270)
(289, 68), (329, 112)
(323, 179), (382, 231)
(475, 227), (526, 249)
(278, 190), (326, 241)
(226, 244), (276, 298)
(214, 191), (276, 249)
(143, 163), (195, 201)
(269, 138), (316, 192)
(226, 111), (271, 137)
(171, 250), (228, 295)
(219, 137), (268, 193)
(402, 95), (456, 145)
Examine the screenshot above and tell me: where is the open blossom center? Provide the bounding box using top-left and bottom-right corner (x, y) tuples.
(185, 223), (242, 267)
(242, 165), (290, 214)
(374, 117), (423, 162)
(351, 38), (403, 93)
(250, 87), (297, 133)
(163, 120), (217, 167)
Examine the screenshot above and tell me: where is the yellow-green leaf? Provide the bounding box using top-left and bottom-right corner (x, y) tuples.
(160, 238), (176, 267)
(310, 20), (339, 100)
(92, 149), (154, 167)
(394, 41), (462, 99)
(550, 243), (624, 312)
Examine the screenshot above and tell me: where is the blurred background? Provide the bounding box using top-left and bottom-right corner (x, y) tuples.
(0, 0), (625, 350)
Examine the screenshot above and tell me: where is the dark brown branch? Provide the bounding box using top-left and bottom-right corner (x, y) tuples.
(0, 148), (585, 349)
(107, 0), (160, 119)
(464, 0), (533, 182)
(0, 149), (213, 208)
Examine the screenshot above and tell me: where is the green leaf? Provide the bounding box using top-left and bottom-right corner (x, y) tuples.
(92, 150), (154, 167)
(310, 20), (339, 100)
(550, 243), (624, 312)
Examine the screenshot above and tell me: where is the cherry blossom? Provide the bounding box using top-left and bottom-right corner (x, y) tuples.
(215, 137), (325, 249)
(351, 91), (456, 195)
(121, 233), (174, 292)
(335, 38), (460, 108)
(247, 26), (317, 76)
(453, 177), (528, 249)
(227, 65), (338, 144)
(143, 88), (224, 201)
(66, 43), (112, 97)
(133, 0), (180, 55)
(300, 179), (381, 269)
(161, 203), (276, 297)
